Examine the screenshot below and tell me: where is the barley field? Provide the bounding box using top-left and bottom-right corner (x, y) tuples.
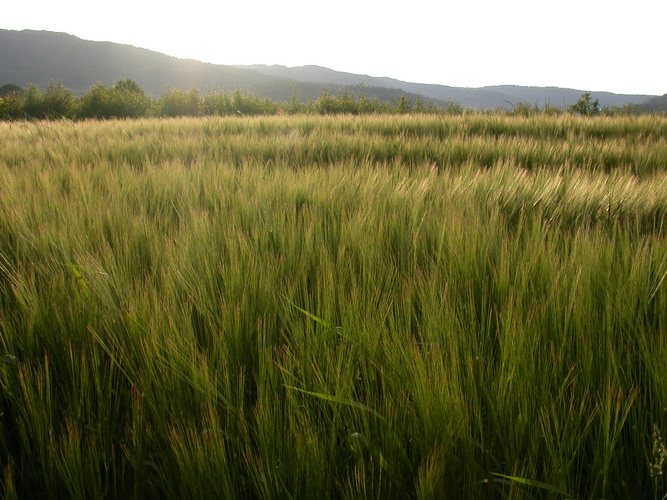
(1, 114), (667, 498)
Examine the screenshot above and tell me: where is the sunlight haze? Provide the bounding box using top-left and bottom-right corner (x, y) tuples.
(3, 0), (666, 95)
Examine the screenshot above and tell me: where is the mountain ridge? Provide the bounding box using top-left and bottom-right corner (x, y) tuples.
(241, 64), (654, 109)
(0, 29), (442, 106)
(0, 29), (660, 110)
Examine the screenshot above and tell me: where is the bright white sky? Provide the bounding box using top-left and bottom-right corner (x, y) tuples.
(3, 0), (666, 95)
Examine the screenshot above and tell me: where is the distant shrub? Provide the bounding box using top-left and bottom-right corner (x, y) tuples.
(20, 82), (75, 119)
(79, 80), (150, 119)
(21, 85), (44, 118)
(231, 90), (277, 115)
(512, 102), (540, 117)
(200, 90), (278, 116)
(288, 86), (304, 114)
(0, 85), (24, 119)
(395, 95), (410, 114)
(110, 79), (150, 118)
(201, 91), (234, 115)
(78, 83), (113, 118)
(442, 101), (465, 115)
(316, 91), (386, 115)
(158, 88), (202, 117)
(356, 93), (386, 114)
(413, 95), (427, 113)
(543, 103), (562, 116)
(570, 92), (600, 116)
(0, 83), (23, 97)
(43, 81), (75, 118)
(602, 103), (642, 117)
(315, 92), (340, 114)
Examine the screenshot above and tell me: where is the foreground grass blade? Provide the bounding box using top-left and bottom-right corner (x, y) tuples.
(490, 472), (573, 498)
(283, 384), (386, 421)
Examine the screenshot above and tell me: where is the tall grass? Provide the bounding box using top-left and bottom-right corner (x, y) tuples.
(0, 114), (666, 498)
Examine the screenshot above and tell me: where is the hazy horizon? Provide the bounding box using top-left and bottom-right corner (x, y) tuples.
(3, 0), (666, 96)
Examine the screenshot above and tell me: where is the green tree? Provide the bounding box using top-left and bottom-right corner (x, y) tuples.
(396, 96), (410, 114)
(16, 81), (75, 119)
(42, 81), (75, 118)
(414, 96), (425, 113)
(110, 79), (150, 118)
(158, 88), (201, 117)
(0, 84), (24, 119)
(0, 83), (23, 97)
(78, 83), (113, 118)
(201, 91), (233, 115)
(512, 102), (539, 117)
(570, 92), (600, 116)
(289, 86), (303, 114)
(21, 85), (44, 118)
(231, 91), (276, 115)
(0, 94), (23, 119)
(315, 91), (337, 114)
(79, 80), (150, 119)
(442, 101), (465, 115)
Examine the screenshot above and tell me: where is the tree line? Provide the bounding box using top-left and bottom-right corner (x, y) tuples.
(0, 80), (650, 120)
(0, 80), (446, 120)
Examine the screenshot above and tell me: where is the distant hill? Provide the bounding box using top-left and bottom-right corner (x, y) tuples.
(480, 85), (654, 110)
(242, 65), (513, 109)
(0, 29), (438, 105)
(640, 94), (667, 113)
(0, 29), (660, 110)
(243, 65), (654, 110)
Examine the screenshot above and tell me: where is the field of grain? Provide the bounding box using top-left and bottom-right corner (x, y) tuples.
(1, 114), (667, 498)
